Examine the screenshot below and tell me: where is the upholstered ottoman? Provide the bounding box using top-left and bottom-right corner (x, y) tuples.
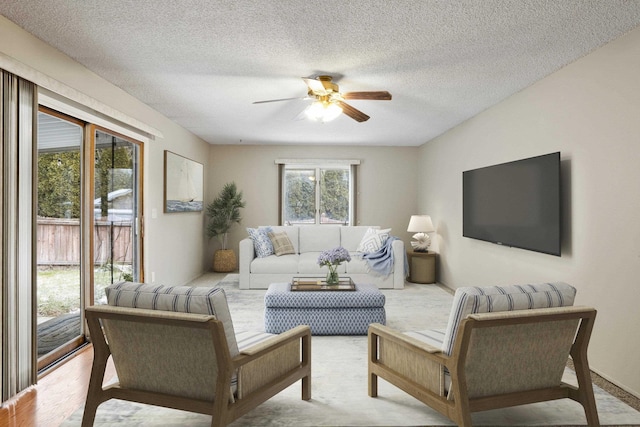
(264, 282), (386, 335)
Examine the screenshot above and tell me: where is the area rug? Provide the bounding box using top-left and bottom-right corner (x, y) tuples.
(63, 274), (640, 426)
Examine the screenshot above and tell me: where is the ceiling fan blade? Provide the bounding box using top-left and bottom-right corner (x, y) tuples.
(294, 109), (308, 121)
(302, 77), (328, 95)
(253, 97), (306, 104)
(338, 101), (370, 122)
(342, 91), (392, 100)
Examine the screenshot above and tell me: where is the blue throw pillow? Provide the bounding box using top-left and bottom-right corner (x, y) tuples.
(247, 226), (274, 258)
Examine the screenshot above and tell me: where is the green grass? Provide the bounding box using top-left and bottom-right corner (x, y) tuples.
(37, 264), (132, 317)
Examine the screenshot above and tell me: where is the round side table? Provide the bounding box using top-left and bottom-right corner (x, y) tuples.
(406, 250), (436, 284)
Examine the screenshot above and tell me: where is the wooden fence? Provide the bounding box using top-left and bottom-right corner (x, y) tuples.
(37, 218), (132, 266)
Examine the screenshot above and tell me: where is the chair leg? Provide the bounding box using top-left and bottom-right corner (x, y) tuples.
(450, 378), (473, 427)
(368, 330), (379, 397)
(573, 357), (601, 427)
(211, 413), (224, 427)
(302, 332), (311, 401)
(302, 374), (311, 401)
(457, 412), (473, 427)
(82, 333), (109, 427)
(80, 398), (100, 427)
(367, 344), (378, 397)
(368, 371), (378, 397)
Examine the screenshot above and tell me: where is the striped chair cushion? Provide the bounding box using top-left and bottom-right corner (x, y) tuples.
(440, 282), (576, 355)
(236, 330), (276, 351)
(404, 329), (446, 350)
(105, 281), (239, 357)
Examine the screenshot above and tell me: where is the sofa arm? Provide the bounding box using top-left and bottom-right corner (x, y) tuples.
(391, 239), (406, 289)
(239, 238), (255, 289)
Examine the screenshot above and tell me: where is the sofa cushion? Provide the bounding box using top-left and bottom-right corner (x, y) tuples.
(268, 231), (295, 256)
(299, 225), (341, 253)
(357, 227), (391, 253)
(251, 254), (299, 274)
(105, 281), (239, 357)
(246, 226), (273, 258)
(340, 226), (375, 252)
(441, 282), (576, 355)
(345, 255), (370, 274)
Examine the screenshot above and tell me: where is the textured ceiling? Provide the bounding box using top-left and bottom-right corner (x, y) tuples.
(2, 1), (640, 146)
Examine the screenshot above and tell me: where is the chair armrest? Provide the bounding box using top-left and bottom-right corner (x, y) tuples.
(236, 325), (310, 360)
(234, 325), (311, 399)
(369, 323), (447, 396)
(467, 305), (595, 322)
(369, 323), (443, 355)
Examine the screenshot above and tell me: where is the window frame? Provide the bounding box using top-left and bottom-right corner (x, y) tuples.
(277, 159), (359, 226)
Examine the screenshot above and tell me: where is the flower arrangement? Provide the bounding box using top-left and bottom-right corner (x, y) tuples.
(317, 246), (351, 285)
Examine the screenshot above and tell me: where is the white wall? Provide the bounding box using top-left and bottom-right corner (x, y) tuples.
(418, 26), (640, 396)
(206, 144), (420, 264)
(0, 16), (210, 285)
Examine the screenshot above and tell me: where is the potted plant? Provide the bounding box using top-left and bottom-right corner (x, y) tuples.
(206, 182), (246, 272)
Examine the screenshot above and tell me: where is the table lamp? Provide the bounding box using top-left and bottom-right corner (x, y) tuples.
(407, 215), (435, 252)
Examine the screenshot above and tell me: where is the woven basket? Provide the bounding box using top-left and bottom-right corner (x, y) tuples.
(213, 249), (236, 272)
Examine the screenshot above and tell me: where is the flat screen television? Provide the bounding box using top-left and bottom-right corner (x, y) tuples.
(463, 152), (561, 256)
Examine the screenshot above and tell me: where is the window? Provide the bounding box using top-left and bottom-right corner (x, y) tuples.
(278, 160), (358, 225)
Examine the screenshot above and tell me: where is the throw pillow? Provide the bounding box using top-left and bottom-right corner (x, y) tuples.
(247, 226), (273, 258)
(357, 227), (391, 253)
(268, 231), (295, 256)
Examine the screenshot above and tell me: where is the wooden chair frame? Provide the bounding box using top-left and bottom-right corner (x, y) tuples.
(368, 306), (599, 427)
(82, 305), (311, 427)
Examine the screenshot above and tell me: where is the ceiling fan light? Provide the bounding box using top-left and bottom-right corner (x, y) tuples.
(304, 101), (325, 121)
(323, 103), (343, 122)
(304, 100), (343, 122)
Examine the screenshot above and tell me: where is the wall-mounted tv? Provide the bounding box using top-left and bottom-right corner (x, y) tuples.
(463, 152), (561, 256)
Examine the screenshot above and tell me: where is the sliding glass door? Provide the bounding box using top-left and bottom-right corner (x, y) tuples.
(36, 110), (84, 369)
(92, 128), (142, 305)
(35, 111), (143, 370)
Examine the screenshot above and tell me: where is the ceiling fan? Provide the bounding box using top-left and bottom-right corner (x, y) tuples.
(253, 75), (392, 122)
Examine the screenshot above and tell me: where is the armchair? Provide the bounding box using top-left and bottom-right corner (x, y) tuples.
(82, 290), (311, 427)
(368, 283), (600, 427)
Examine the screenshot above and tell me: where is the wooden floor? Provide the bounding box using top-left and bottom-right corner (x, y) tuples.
(0, 345), (115, 427)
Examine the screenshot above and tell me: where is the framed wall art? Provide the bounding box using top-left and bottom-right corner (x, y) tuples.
(164, 150), (204, 213)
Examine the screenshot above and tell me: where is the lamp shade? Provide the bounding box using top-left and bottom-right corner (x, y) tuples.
(407, 215), (435, 233)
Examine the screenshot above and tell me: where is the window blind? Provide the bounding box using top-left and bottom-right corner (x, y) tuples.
(1, 69), (37, 402)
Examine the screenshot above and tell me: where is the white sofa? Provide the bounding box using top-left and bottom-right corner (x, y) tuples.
(239, 225), (406, 289)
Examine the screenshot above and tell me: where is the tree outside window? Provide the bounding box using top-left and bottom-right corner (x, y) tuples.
(320, 169), (349, 224)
